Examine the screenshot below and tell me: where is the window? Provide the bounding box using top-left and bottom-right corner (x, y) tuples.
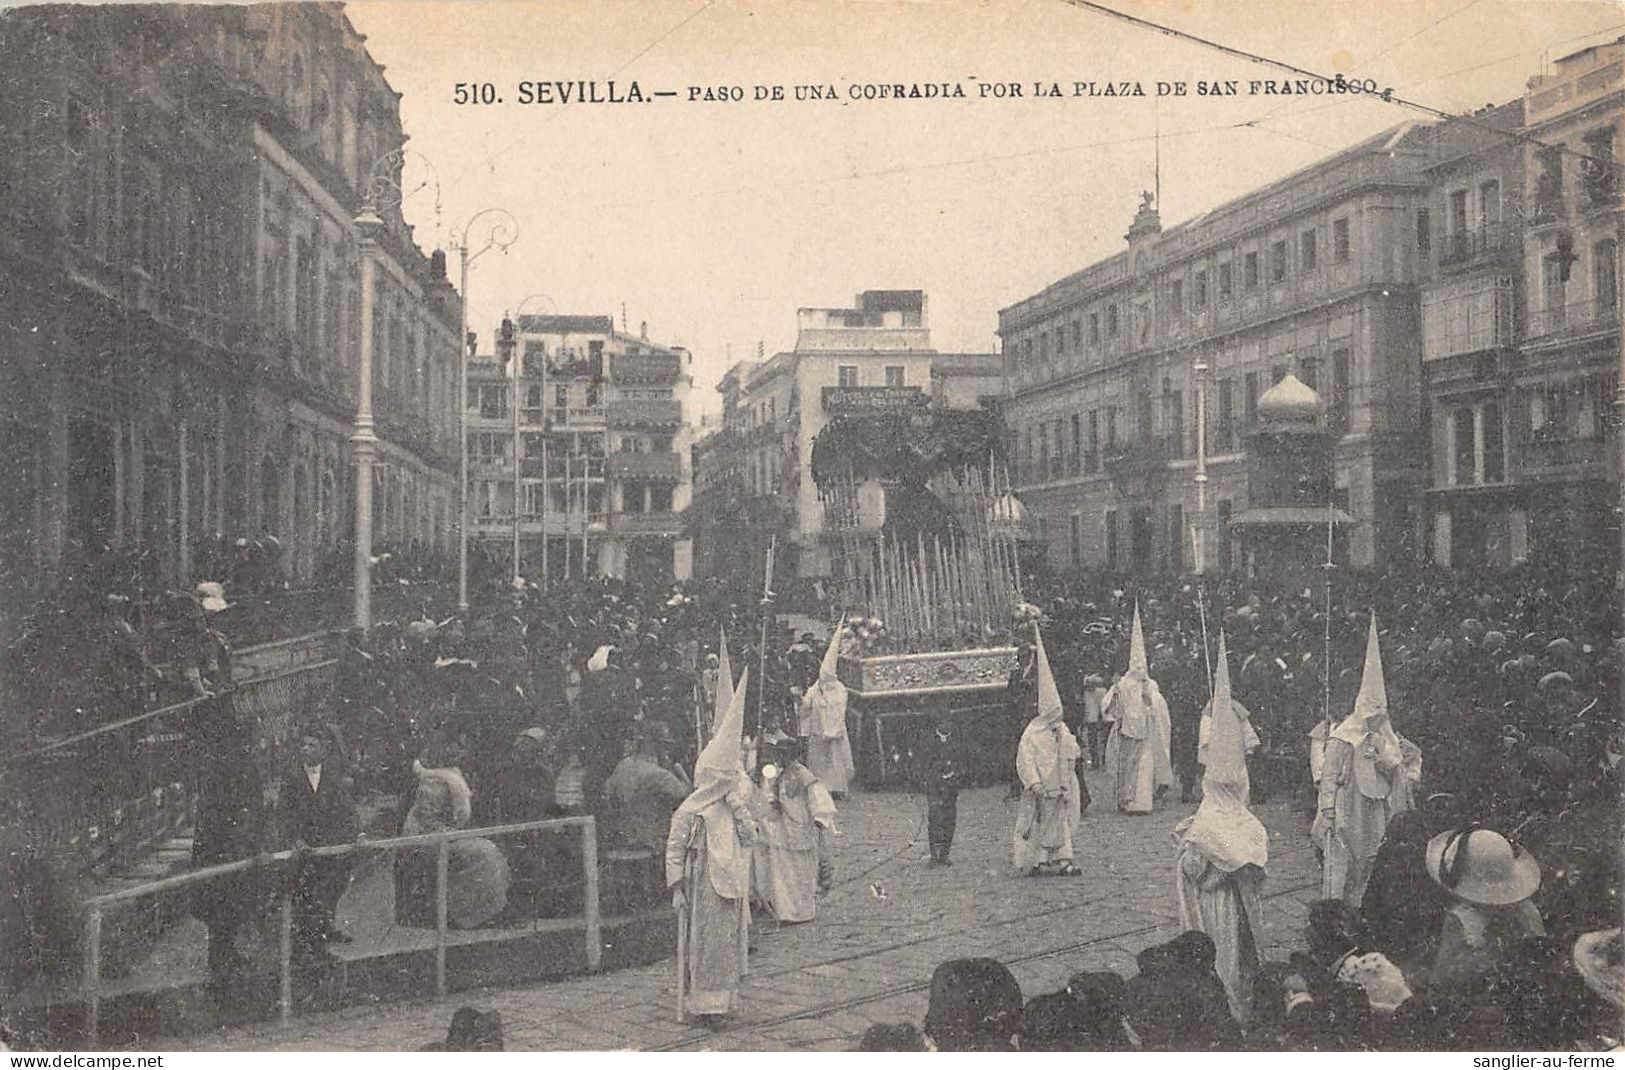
(1595, 239), (1618, 309)
(1244, 372), (1259, 427)
(768, 397), (777, 421)
(1106, 305), (1120, 337)
(1070, 414), (1082, 475)
(1330, 349), (1350, 432)
(555, 384), (568, 408)
(1216, 378), (1235, 451)
(1453, 406), (1475, 485)
(1299, 355), (1319, 392)
(1243, 252), (1259, 291)
(1484, 402), (1505, 483)
(1088, 312), (1100, 345)
(1217, 500), (1232, 571)
(1272, 364), (1287, 385)
(1070, 514), (1081, 567)
(1449, 189), (1469, 239)
(1416, 208), (1431, 256)
(1581, 126), (1617, 209)
(1217, 262), (1233, 300)
(1039, 332), (1051, 367)
(1194, 270), (1208, 309)
(1070, 320), (1082, 352)
(1333, 218), (1350, 263)
(1025, 428), (1035, 482)
(1301, 229), (1318, 273)
(1169, 278), (1184, 313)
(837, 365), (858, 387)
(1168, 391), (1184, 458)
(1106, 408), (1118, 449)
(1479, 180), (1501, 226)
(1270, 240), (1289, 283)
(1087, 410), (1100, 472)
(884, 365), (905, 388)
(1136, 393), (1153, 443)
(1038, 423), (1050, 481)
(1105, 510), (1119, 572)
(1052, 419), (1065, 478)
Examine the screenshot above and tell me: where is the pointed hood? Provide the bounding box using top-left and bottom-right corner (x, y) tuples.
(802, 619), (849, 737)
(713, 623), (735, 733)
(1181, 630), (1268, 871)
(1332, 613), (1399, 747)
(677, 668), (753, 899)
(1035, 628), (1064, 728)
(1125, 602), (1149, 680)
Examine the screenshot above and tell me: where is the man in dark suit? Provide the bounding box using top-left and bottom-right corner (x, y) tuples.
(277, 723), (359, 960)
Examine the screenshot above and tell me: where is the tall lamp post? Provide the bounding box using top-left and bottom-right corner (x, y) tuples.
(1193, 358), (1209, 575)
(454, 208), (519, 613)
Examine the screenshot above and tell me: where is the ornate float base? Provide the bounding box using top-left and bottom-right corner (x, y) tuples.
(837, 647), (1019, 787)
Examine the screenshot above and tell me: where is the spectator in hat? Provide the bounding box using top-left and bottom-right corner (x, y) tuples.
(1122, 930), (1242, 1050)
(603, 724), (691, 854)
(922, 957), (1023, 1051)
(1064, 970), (1138, 1049)
(854, 1023), (926, 1051)
(276, 722), (359, 959)
(1425, 826), (1544, 989)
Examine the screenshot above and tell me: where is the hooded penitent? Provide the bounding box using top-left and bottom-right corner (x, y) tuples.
(1025, 628), (1080, 792)
(1332, 613), (1405, 799)
(1183, 631), (1268, 872)
(1116, 603), (1154, 739)
(800, 620), (848, 738)
(676, 668), (753, 899)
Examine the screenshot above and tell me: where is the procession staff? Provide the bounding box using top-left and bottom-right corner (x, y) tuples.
(1175, 630), (1267, 1023)
(1104, 604), (1175, 813)
(666, 669), (757, 1026)
(1013, 628), (1083, 877)
(800, 619), (855, 797)
(1313, 613), (1422, 906)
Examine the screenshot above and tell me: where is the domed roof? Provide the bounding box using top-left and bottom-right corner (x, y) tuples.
(1256, 372), (1322, 427)
(988, 492), (1037, 539)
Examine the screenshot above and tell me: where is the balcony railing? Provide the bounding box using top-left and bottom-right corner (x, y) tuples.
(612, 511), (683, 536)
(606, 398), (683, 428)
(554, 405), (606, 426)
(1438, 222), (1517, 268)
(607, 451), (684, 481)
(1526, 298), (1619, 340)
(1517, 434), (1608, 472)
(611, 351), (683, 383)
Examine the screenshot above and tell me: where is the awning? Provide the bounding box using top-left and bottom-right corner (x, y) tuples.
(1229, 506), (1356, 527)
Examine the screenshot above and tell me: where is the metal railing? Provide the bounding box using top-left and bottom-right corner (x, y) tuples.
(1526, 297), (1618, 339)
(77, 815), (603, 1046)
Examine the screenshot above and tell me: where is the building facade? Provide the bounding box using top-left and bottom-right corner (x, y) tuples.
(1001, 124), (1437, 575)
(465, 315), (694, 583)
(690, 291), (1001, 595)
(0, 3), (461, 638)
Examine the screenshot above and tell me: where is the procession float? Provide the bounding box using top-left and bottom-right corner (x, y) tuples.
(809, 405), (1036, 784)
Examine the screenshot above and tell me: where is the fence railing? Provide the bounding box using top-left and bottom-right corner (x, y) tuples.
(77, 815), (602, 1046)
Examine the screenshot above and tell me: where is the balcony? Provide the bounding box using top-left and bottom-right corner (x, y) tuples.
(607, 451), (684, 481)
(612, 351), (683, 383)
(1526, 298), (1619, 341)
(607, 397), (683, 428)
(612, 511), (683, 537)
(1438, 223), (1517, 268)
(1516, 434), (1608, 473)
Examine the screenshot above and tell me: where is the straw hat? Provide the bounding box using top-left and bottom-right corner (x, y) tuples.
(1426, 828), (1541, 907)
(1572, 929), (1624, 1010)
(193, 581), (230, 613)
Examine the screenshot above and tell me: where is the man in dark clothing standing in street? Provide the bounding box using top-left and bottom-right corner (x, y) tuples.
(276, 723), (359, 961)
(916, 715), (963, 865)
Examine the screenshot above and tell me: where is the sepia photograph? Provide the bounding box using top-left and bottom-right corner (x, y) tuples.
(0, 0), (1621, 1054)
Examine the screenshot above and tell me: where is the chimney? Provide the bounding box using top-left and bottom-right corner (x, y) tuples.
(640, 320), (648, 340)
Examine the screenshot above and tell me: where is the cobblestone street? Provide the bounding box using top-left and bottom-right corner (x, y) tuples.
(166, 769), (1322, 1051)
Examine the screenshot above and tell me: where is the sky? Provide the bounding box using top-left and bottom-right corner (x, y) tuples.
(345, 0), (1623, 417)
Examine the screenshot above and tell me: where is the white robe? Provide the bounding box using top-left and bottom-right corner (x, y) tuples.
(1312, 731), (1422, 907)
(1012, 716), (1082, 871)
(751, 766), (836, 923)
(1104, 678), (1173, 813)
(666, 810), (750, 1016)
(1175, 839), (1264, 1023)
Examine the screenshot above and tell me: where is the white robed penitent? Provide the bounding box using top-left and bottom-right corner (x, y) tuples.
(1175, 630), (1267, 1023)
(801, 620), (855, 795)
(1312, 613), (1422, 907)
(1013, 628), (1083, 872)
(1104, 603), (1175, 813)
(666, 668), (755, 1020)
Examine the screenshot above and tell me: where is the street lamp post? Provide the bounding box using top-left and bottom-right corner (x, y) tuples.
(1193, 358), (1209, 575)
(351, 204), (385, 630)
(454, 209), (519, 613)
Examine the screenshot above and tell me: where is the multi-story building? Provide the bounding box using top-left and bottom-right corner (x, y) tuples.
(465, 315), (694, 583)
(1418, 103), (1529, 568)
(690, 291), (1001, 596)
(1001, 124), (1438, 575)
(1511, 39), (1621, 570)
(0, 4), (461, 636)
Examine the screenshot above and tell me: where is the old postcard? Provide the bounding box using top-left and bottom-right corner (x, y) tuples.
(0, 0), (1620, 1055)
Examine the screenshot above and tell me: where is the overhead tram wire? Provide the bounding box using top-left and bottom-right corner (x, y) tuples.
(1057, 0), (1625, 176)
